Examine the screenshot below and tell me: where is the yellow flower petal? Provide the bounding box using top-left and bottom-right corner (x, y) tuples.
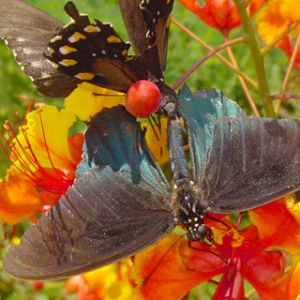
(143, 116), (169, 165)
(285, 194), (300, 223)
(256, 0), (290, 43)
(80, 260), (133, 299)
(280, 0), (300, 23)
(65, 82), (125, 121)
(13, 105), (76, 173)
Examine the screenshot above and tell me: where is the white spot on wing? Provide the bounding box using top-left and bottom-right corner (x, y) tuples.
(30, 61), (42, 69)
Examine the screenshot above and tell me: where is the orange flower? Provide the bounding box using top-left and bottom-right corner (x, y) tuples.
(0, 105), (83, 224)
(178, 0), (265, 35)
(0, 82), (169, 224)
(66, 261), (133, 300)
(256, 0), (300, 74)
(134, 198), (300, 299)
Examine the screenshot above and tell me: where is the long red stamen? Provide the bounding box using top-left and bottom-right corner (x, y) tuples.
(0, 112), (74, 195)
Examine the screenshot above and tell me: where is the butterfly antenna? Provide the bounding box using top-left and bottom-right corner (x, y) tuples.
(205, 214), (231, 230)
(187, 241), (226, 263)
(93, 92), (124, 97)
(142, 234), (186, 286)
(178, 241), (227, 273)
(64, 1), (85, 25)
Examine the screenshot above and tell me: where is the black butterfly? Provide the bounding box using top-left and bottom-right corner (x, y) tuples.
(0, 0), (174, 97)
(4, 88), (300, 280)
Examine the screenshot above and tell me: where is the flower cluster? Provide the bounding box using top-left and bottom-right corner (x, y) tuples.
(1, 1), (300, 299)
(134, 198), (300, 299)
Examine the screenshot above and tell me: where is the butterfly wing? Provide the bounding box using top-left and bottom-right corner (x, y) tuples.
(4, 107), (174, 280)
(178, 86), (243, 186)
(199, 117), (300, 213)
(119, 0), (174, 79)
(45, 2), (147, 92)
(0, 0), (78, 97)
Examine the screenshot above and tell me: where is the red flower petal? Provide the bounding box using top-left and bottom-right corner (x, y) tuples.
(242, 251), (285, 292)
(134, 233), (226, 300)
(249, 200), (300, 254)
(212, 259), (245, 300)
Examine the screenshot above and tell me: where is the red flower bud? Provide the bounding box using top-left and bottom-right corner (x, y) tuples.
(125, 80), (161, 118)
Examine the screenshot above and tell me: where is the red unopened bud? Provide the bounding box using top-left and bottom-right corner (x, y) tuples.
(33, 280), (44, 291)
(125, 80), (161, 118)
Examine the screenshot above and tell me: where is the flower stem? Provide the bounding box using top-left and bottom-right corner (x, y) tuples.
(171, 17), (258, 89)
(172, 37), (246, 90)
(275, 32), (300, 115)
(233, 0), (275, 117)
(224, 36), (260, 116)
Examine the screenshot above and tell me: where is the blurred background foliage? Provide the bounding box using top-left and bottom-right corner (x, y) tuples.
(0, 1), (299, 299)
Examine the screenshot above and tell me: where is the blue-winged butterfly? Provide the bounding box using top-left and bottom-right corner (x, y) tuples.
(2, 0), (300, 281)
(4, 87), (300, 279)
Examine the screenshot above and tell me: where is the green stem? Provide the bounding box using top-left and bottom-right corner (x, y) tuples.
(233, 0), (275, 117)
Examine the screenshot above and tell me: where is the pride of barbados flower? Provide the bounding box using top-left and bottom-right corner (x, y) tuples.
(133, 198), (300, 299)
(66, 260), (134, 300)
(256, 0), (300, 73)
(178, 0), (265, 35)
(0, 104), (82, 224)
(0, 83), (168, 224)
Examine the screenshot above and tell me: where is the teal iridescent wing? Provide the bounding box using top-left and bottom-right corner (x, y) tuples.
(178, 86), (243, 185)
(4, 106), (175, 280)
(179, 87), (300, 213)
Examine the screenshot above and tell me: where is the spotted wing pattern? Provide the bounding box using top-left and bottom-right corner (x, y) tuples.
(45, 2), (147, 92)
(4, 106), (174, 280)
(141, 0), (174, 77)
(119, 0), (174, 79)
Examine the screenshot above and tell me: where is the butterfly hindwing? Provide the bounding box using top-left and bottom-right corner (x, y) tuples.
(201, 117), (300, 212)
(178, 86), (243, 185)
(0, 0), (78, 97)
(45, 2), (147, 92)
(4, 106), (175, 280)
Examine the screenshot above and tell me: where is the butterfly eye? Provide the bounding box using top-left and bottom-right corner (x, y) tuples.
(125, 80), (161, 118)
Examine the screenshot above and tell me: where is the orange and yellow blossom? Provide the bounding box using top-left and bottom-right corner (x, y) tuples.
(0, 104), (83, 224)
(0, 83), (168, 224)
(257, 0), (300, 73)
(178, 0), (265, 35)
(66, 260), (134, 300)
(133, 198), (300, 299)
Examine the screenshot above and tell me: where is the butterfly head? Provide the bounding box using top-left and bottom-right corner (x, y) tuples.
(176, 183), (214, 244)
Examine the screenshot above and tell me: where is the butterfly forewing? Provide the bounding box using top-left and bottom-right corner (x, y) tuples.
(119, 0), (174, 79)
(200, 117), (300, 213)
(0, 0), (78, 97)
(45, 2), (147, 92)
(140, 0), (174, 75)
(4, 106), (175, 280)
